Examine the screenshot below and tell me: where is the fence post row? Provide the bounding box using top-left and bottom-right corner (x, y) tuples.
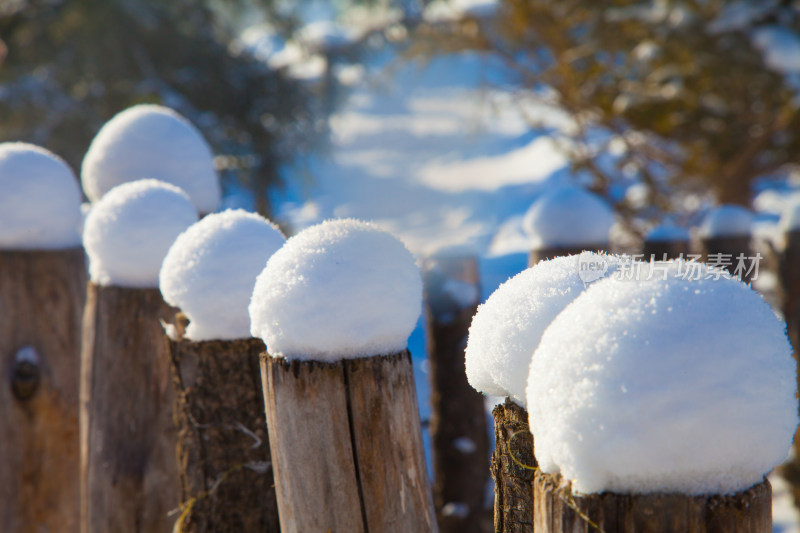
(423, 252), (491, 533)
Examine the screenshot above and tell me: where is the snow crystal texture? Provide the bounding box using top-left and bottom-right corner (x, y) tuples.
(700, 204), (754, 238)
(0, 142), (83, 249)
(81, 104), (221, 213)
(249, 219), (422, 361)
(527, 261), (797, 495)
(84, 179), (198, 288)
(160, 209), (286, 341)
(466, 253), (621, 406)
(522, 186), (615, 249)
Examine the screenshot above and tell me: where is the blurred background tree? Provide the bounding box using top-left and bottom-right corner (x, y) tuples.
(0, 0), (326, 215)
(410, 0), (800, 229)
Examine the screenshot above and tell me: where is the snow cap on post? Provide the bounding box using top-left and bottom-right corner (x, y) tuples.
(0, 142), (82, 249)
(84, 179), (198, 288)
(522, 185), (615, 250)
(249, 219), (422, 361)
(645, 222), (690, 243)
(465, 252), (621, 406)
(699, 204), (754, 238)
(81, 104), (221, 213)
(527, 261), (797, 495)
(160, 209), (286, 341)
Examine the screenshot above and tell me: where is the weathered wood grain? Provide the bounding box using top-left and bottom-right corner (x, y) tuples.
(262, 351), (438, 533)
(0, 248), (86, 533)
(168, 335), (279, 533)
(262, 356), (364, 533)
(423, 254), (491, 533)
(346, 352), (439, 532)
(80, 283), (180, 533)
(533, 471), (771, 533)
(491, 400), (536, 533)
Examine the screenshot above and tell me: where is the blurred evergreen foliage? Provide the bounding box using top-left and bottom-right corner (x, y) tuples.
(0, 0), (325, 214)
(411, 0), (800, 217)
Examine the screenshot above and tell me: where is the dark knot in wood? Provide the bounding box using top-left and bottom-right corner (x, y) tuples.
(11, 346), (40, 401)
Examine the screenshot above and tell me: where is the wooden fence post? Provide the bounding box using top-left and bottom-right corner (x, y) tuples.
(80, 283), (180, 533)
(533, 471), (771, 533)
(699, 234), (755, 281)
(777, 229), (800, 503)
(643, 239), (689, 261)
(529, 245), (604, 267)
(423, 253), (491, 533)
(0, 248), (86, 532)
(261, 351), (438, 533)
(491, 399), (536, 533)
(168, 328), (279, 533)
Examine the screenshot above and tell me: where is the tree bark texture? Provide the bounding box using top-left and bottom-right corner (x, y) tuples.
(80, 283), (180, 533)
(168, 335), (279, 533)
(529, 245), (607, 267)
(491, 399), (536, 533)
(423, 254), (491, 533)
(699, 235), (755, 282)
(533, 472), (771, 533)
(642, 240), (690, 261)
(261, 351), (438, 533)
(0, 248), (86, 533)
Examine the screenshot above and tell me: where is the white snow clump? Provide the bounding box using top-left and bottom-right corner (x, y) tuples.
(465, 252), (621, 406)
(81, 104), (221, 213)
(528, 261), (797, 495)
(779, 201), (800, 233)
(160, 209), (286, 341)
(249, 219), (422, 361)
(522, 186), (615, 250)
(699, 204), (754, 238)
(0, 142), (83, 249)
(645, 223), (690, 243)
(84, 179), (198, 288)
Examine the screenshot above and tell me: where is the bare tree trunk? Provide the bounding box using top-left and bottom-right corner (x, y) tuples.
(424, 254), (491, 533)
(0, 249), (86, 533)
(261, 351), (438, 533)
(491, 399), (536, 533)
(168, 334), (279, 533)
(533, 471), (771, 533)
(80, 283), (180, 533)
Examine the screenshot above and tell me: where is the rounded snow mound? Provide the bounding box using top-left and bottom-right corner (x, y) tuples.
(527, 261), (797, 496)
(160, 209), (286, 341)
(81, 104), (221, 213)
(646, 223), (690, 243)
(84, 179), (198, 288)
(0, 142), (83, 249)
(249, 219), (422, 361)
(779, 201), (800, 233)
(699, 204), (754, 238)
(466, 252), (622, 406)
(522, 186), (615, 250)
